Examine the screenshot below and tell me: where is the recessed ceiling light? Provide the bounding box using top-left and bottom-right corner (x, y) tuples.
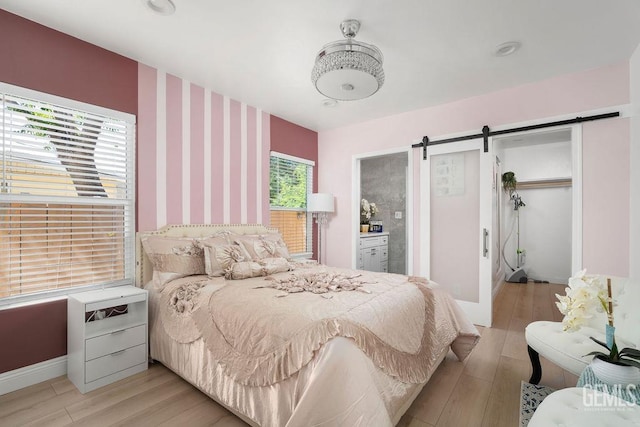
(144, 0), (176, 15)
(322, 99), (338, 108)
(495, 41), (521, 57)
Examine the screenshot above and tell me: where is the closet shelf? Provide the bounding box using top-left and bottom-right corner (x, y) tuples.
(517, 178), (572, 189)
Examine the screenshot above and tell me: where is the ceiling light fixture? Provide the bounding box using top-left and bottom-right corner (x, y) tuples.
(311, 19), (385, 101)
(495, 41), (521, 57)
(144, 0), (176, 15)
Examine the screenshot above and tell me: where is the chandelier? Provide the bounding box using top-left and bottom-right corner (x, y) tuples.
(311, 19), (385, 101)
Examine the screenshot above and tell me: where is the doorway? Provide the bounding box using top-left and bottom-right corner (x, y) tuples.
(494, 126), (581, 289)
(353, 148), (412, 275)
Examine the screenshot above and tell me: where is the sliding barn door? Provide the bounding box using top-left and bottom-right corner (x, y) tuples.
(423, 139), (493, 326)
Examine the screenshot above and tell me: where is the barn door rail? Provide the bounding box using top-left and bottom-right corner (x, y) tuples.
(412, 111), (620, 160)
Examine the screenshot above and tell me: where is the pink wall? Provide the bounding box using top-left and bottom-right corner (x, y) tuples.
(0, 10), (138, 374)
(137, 65), (271, 231)
(319, 62), (631, 277)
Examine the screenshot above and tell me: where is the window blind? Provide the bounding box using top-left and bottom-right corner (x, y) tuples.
(269, 152), (313, 256)
(0, 87), (135, 300)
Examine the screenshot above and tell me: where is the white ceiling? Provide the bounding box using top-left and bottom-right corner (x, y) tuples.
(2, 0), (640, 132)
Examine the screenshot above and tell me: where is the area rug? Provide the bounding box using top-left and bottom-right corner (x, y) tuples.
(519, 381), (555, 427)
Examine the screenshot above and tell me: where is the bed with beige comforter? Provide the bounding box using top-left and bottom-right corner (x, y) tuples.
(145, 264), (478, 426)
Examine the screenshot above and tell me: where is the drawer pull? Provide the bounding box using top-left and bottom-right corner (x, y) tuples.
(111, 329), (126, 335)
(110, 349), (126, 357)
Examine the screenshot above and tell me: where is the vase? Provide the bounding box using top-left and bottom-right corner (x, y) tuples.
(360, 224), (369, 233)
(590, 356), (640, 386)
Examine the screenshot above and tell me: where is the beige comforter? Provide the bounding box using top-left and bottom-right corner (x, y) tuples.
(154, 266), (479, 389)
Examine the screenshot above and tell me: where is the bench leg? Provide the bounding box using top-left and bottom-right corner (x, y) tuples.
(528, 345), (542, 384)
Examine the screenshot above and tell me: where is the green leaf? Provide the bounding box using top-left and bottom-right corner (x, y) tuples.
(584, 351), (609, 358)
(620, 347), (640, 360)
(619, 348), (640, 359)
(610, 341), (619, 360)
(589, 336), (610, 351)
(617, 358), (640, 369)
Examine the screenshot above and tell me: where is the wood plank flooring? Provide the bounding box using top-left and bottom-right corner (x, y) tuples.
(0, 282), (577, 427)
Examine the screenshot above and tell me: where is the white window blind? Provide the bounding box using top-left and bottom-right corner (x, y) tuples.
(269, 152), (313, 256)
(0, 85), (135, 301)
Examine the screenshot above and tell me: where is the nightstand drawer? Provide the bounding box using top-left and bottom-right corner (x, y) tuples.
(85, 343), (146, 383)
(85, 324), (146, 361)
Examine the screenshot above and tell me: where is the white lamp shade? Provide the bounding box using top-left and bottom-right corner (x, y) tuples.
(307, 193), (335, 213)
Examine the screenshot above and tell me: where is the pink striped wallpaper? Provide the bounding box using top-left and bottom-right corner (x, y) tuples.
(137, 64), (270, 231)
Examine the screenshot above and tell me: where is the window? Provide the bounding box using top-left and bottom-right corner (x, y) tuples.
(269, 152), (314, 257)
(0, 83), (135, 302)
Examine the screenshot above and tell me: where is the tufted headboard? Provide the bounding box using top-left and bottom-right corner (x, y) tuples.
(135, 224), (279, 287)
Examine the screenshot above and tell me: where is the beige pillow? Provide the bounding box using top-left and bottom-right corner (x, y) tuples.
(261, 233), (291, 259)
(141, 236), (205, 286)
(226, 261), (264, 280)
(225, 258), (291, 280)
(200, 238), (251, 277)
(260, 257), (292, 275)
(234, 233), (290, 260)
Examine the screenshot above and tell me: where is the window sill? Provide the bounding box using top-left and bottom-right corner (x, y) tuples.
(0, 281), (133, 311)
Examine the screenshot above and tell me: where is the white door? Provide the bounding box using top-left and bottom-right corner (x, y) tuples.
(421, 138), (493, 326)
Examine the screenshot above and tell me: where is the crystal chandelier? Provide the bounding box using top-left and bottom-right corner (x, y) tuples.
(311, 20), (385, 101)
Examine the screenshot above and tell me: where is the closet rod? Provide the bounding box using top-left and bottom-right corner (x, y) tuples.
(412, 111), (620, 159)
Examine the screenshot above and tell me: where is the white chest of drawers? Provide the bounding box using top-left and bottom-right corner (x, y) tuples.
(67, 286), (148, 393)
(358, 232), (389, 273)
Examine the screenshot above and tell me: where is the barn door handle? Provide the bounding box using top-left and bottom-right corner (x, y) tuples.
(482, 228), (489, 258)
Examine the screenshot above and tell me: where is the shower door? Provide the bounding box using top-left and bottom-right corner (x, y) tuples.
(422, 138), (494, 326)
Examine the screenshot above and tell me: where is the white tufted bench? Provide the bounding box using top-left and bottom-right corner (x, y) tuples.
(528, 387), (640, 426)
(525, 276), (640, 384)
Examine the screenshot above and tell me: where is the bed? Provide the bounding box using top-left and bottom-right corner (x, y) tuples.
(136, 224), (479, 426)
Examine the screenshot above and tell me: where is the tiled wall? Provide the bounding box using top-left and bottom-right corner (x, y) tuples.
(361, 152), (408, 274)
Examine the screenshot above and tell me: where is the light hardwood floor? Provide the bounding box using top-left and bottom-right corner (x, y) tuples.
(0, 282), (578, 427)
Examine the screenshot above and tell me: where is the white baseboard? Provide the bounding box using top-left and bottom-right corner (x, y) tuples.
(0, 356), (67, 396)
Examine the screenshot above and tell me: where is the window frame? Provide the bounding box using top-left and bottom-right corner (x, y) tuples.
(0, 82), (136, 307)
(269, 151), (314, 258)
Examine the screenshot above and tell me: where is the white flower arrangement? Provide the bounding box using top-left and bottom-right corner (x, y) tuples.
(555, 269), (610, 332)
(360, 198), (379, 224)
(556, 270), (640, 369)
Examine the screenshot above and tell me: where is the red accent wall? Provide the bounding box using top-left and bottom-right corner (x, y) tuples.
(0, 10), (137, 374)
(0, 10), (137, 114)
(270, 115), (319, 259)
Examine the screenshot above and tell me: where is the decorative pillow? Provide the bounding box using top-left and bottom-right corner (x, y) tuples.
(200, 240), (251, 277)
(260, 257), (292, 275)
(196, 230), (235, 245)
(141, 236), (205, 286)
(234, 233), (291, 260)
(260, 233), (291, 259)
(226, 261), (264, 280)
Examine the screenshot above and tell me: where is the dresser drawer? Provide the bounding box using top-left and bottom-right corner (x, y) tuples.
(361, 236), (382, 248)
(380, 247), (388, 261)
(85, 343), (146, 383)
(85, 324), (146, 361)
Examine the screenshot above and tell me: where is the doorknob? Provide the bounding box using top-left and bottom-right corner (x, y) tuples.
(482, 228), (489, 258)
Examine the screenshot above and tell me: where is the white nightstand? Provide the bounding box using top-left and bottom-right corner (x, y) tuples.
(67, 285), (148, 393)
